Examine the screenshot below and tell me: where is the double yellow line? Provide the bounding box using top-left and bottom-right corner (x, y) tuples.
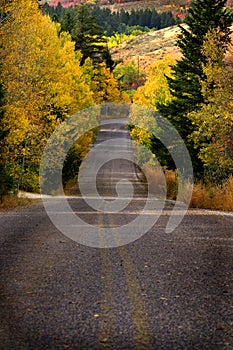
(98, 213), (153, 349)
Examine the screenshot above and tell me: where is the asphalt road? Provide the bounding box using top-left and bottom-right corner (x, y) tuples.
(1, 119), (233, 349)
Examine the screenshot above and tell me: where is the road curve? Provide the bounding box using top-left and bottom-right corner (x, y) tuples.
(0, 119), (233, 349)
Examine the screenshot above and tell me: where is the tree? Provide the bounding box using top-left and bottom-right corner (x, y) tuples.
(131, 56), (177, 169)
(62, 4), (114, 69)
(157, 0), (233, 175)
(60, 7), (76, 33)
(133, 55), (176, 109)
(0, 0), (94, 192)
(150, 9), (160, 29)
(85, 61), (127, 104)
(189, 28), (233, 182)
(113, 61), (145, 91)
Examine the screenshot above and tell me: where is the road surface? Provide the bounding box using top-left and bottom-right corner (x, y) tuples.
(0, 118), (233, 349)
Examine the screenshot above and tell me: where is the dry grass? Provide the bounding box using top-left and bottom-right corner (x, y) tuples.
(110, 25), (182, 70)
(164, 170), (178, 200)
(142, 165), (166, 198)
(143, 164), (233, 211)
(110, 22), (233, 70)
(190, 177), (233, 211)
(0, 194), (32, 211)
(142, 164), (178, 199)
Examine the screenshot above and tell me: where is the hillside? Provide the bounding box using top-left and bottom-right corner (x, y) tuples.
(47, 0), (188, 8)
(47, 0), (83, 7)
(110, 24), (182, 69)
(110, 24), (233, 70)
(99, 0), (188, 13)
(47, 0), (233, 11)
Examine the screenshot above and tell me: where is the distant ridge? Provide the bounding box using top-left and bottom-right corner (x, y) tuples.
(47, 0), (233, 9)
(110, 23), (233, 69)
(47, 0), (190, 9)
(48, 0), (83, 8)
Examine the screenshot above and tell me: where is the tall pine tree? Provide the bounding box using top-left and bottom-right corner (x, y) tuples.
(157, 0), (233, 175)
(62, 4), (114, 69)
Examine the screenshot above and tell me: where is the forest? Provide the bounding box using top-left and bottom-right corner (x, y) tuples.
(0, 0), (233, 210)
(43, 2), (179, 35)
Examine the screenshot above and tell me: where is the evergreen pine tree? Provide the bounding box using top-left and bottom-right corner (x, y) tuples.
(68, 4), (114, 69)
(156, 0), (233, 175)
(119, 9), (129, 26)
(61, 7), (76, 33)
(150, 9), (160, 29)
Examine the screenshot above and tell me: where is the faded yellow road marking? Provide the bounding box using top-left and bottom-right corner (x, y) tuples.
(117, 244), (153, 350)
(97, 213), (153, 349)
(108, 216), (153, 350)
(98, 214), (115, 348)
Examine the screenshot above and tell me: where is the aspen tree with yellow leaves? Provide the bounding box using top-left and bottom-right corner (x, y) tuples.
(0, 0), (93, 192)
(129, 55), (176, 168)
(83, 60), (130, 105)
(133, 55), (176, 110)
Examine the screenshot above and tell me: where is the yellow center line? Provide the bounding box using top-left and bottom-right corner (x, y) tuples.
(108, 216), (153, 350)
(98, 213), (115, 348)
(97, 212), (153, 349)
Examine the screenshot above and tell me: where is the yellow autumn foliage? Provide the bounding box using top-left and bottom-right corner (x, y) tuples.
(0, 0), (94, 189)
(86, 62), (130, 104)
(133, 55), (176, 109)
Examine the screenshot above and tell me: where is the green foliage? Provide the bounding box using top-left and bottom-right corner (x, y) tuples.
(42, 1), (65, 22)
(44, 4), (179, 37)
(107, 27), (150, 48)
(113, 61), (143, 91)
(125, 89), (136, 102)
(0, 164), (15, 202)
(157, 0), (233, 177)
(189, 28), (233, 183)
(62, 129), (96, 187)
(61, 4), (114, 69)
(123, 25), (151, 35)
(20, 167), (40, 193)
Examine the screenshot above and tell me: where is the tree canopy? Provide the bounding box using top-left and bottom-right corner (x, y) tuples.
(156, 0), (233, 175)
(61, 4), (114, 68)
(189, 28), (233, 182)
(0, 0), (92, 192)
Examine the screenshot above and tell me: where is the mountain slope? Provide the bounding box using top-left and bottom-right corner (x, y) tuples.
(110, 25), (182, 69)
(110, 24), (233, 70)
(47, 0), (232, 10)
(47, 0), (188, 9)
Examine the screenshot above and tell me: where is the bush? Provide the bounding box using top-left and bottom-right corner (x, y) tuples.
(20, 169), (40, 193)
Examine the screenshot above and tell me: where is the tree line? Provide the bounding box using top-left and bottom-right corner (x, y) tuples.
(43, 2), (179, 36)
(0, 0), (129, 198)
(0, 0), (232, 201)
(131, 0), (233, 183)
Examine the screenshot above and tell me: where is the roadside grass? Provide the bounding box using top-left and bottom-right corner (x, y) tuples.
(0, 194), (32, 211)
(143, 164), (233, 211)
(2, 168), (232, 212)
(190, 177), (233, 211)
(142, 165), (178, 199)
